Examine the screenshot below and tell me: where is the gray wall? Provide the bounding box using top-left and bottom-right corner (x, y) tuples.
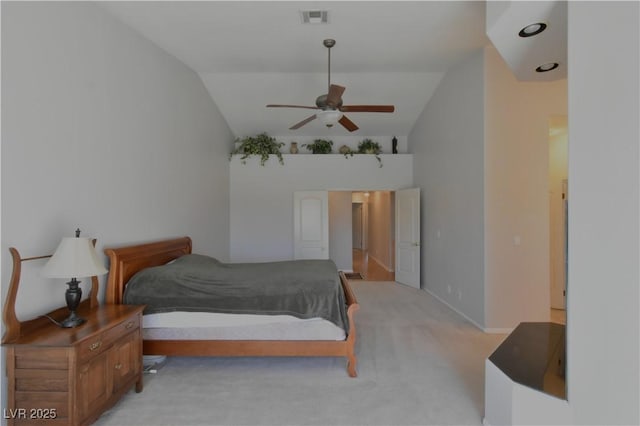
(1, 2), (232, 327)
(410, 46), (567, 331)
(567, 2), (639, 423)
(408, 50), (486, 327)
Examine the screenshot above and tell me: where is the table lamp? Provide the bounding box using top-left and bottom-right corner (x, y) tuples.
(41, 229), (107, 328)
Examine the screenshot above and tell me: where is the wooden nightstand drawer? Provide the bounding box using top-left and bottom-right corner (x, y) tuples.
(105, 313), (140, 340)
(78, 312), (140, 361)
(78, 335), (109, 361)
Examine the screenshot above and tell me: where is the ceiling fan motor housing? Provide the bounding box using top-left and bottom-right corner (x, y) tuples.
(323, 39), (335, 48)
(315, 94), (342, 110)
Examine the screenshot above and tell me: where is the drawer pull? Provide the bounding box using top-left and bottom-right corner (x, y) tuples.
(125, 321), (135, 329)
(114, 363), (122, 370)
(89, 341), (102, 351)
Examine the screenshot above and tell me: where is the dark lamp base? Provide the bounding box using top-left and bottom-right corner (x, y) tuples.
(60, 277), (86, 328)
(59, 315), (86, 328)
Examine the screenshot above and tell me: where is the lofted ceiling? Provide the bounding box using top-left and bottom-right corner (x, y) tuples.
(99, 1), (566, 138)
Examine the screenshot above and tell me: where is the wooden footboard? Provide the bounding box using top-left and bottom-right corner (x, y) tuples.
(104, 237), (359, 377)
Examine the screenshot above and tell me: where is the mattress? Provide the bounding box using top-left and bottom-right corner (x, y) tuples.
(142, 311), (346, 341)
(124, 254), (349, 332)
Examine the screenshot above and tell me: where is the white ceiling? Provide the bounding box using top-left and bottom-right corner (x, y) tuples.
(99, 1), (565, 138)
(486, 1), (567, 82)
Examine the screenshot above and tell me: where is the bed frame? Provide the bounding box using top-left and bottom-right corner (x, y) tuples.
(104, 237), (360, 377)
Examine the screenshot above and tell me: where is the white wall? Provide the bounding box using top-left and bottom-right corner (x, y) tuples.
(484, 47), (567, 330)
(566, 2), (639, 423)
(484, 359), (573, 426)
(409, 49), (486, 327)
(1, 1), (233, 319)
(230, 154), (412, 262)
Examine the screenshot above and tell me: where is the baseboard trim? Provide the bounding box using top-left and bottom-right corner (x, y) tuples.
(422, 287), (486, 332)
(422, 288), (514, 335)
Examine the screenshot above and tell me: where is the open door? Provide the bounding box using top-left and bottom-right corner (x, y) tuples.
(395, 188), (420, 288)
(294, 191), (329, 259)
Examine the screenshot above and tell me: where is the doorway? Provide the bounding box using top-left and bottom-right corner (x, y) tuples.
(351, 191), (395, 281)
(327, 188), (419, 284)
(549, 116), (568, 323)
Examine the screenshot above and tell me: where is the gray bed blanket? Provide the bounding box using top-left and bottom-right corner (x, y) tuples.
(123, 254), (348, 332)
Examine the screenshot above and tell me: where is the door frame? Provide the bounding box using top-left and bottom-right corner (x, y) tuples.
(395, 188), (421, 288)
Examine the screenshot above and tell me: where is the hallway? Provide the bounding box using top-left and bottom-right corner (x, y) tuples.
(352, 248), (395, 281)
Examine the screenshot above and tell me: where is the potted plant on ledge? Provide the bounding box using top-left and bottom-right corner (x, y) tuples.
(302, 139), (333, 154)
(357, 138), (383, 167)
(230, 133), (285, 166)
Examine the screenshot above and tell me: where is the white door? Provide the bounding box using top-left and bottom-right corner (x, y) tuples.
(294, 191), (329, 259)
(395, 188), (421, 288)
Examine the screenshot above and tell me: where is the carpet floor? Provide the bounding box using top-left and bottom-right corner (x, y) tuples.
(95, 282), (506, 426)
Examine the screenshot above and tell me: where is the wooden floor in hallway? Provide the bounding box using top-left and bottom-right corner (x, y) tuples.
(352, 248), (395, 281)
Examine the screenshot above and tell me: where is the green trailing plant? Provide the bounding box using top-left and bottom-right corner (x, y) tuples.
(357, 138), (383, 167)
(230, 132), (284, 166)
(302, 139), (333, 154)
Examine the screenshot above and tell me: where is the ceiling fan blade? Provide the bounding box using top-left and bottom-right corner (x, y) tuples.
(267, 104), (319, 110)
(340, 105), (395, 113)
(326, 84), (346, 107)
(338, 115), (359, 132)
(290, 114), (317, 130)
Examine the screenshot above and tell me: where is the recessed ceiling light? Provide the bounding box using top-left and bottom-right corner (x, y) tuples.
(536, 62), (559, 73)
(519, 22), (547, 38)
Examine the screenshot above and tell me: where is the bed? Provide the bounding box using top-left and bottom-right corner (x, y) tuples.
(104, 237), (360, 377)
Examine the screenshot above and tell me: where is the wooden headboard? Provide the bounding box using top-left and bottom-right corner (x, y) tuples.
(104, 237), (192, 304)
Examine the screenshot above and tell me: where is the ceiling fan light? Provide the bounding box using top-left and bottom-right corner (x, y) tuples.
(318, 110), (343, 127)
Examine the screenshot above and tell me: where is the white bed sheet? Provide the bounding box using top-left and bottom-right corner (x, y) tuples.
(142, 311), (346, 341)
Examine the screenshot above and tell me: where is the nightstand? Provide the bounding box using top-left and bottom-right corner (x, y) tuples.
(3, 303), (145, 426)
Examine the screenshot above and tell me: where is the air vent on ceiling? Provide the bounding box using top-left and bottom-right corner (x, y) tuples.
(301, 10), (328, 24)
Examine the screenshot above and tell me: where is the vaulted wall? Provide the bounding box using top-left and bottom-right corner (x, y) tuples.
(409, 49), (487, 327)
(409, 46), (567, 330)
(1, 2), (233, 320)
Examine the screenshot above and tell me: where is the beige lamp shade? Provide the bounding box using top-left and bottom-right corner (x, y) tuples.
(42, 237), (107, 278)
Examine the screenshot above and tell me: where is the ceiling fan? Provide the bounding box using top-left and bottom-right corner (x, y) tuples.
(266, 39), (395, 132)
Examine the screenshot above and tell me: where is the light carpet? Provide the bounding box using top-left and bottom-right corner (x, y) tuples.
(95, 282), (506, 426)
